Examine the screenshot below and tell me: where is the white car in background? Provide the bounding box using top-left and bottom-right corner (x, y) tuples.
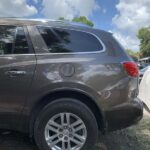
(139, 66), (150, 82)
(139, 67), (150, 112)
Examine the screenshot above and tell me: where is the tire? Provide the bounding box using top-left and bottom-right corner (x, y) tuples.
(34, 98), (98, 150)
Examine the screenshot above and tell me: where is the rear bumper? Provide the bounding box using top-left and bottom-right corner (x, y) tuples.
(105, 97), (143, 131)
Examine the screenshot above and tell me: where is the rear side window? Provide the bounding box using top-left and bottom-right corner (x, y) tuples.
(37, 26), (103, 53)
(0, 25), (29, 55)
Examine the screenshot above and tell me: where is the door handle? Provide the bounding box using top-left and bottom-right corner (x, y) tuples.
(5, 70), (26, 77)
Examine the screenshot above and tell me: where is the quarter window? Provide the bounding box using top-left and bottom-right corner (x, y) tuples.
(37, 26), (103, 53)
(0, 25), (29, 55)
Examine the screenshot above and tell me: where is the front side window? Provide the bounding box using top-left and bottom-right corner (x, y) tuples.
(37, 26), (103, 53)
(14, 27), (29, 54)
(0, 25), (29, 55)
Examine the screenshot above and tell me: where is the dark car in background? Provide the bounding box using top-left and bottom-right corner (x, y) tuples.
(0, 18), (143, 150)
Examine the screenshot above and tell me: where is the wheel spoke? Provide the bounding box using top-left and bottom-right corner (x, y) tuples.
(62, 141), (65, 150)
(72, 145), (80, 150)
(70, 137), (83, 147)
(60, 113), (65, 125)
(70, 119), (82, 128)
(53, 145), (62, 150)
(51, 139), (60, 147)
(74, 124), (85, 132)
(47, 124), (59, 133)
(46, 134), (58, 143)
(74, 133), (85, 142)
(49, 120), (61, 128)
(67, 140), (71, 150)
(66, 113), (70, 125)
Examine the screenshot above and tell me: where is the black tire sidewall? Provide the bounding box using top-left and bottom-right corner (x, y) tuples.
(34, 98), (98, 150)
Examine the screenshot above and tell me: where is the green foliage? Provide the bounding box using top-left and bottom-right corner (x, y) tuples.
(126, 49), (139, 61)
(58, 17), (65, 20)
(137, 27), (150, 57)
(72, 16), (94, 27)
(58, 16), (94, 27)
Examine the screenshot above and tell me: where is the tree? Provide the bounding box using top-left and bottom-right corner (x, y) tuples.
(126, 49), (140, 61)
(137, 27), (150, 57)
(72, 16), (94, 27)
(58, 16), (94, 27)
(58, 17), (65, 20)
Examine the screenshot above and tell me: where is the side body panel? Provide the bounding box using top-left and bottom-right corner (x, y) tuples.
(0, 54), (36, 130)
(20, 26), (138, 133)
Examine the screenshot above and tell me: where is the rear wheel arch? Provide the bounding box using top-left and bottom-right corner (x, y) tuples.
(29, 89), (106, 137)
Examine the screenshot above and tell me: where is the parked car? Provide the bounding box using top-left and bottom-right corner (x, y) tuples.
(139, 62), (149, 69)
(139, 67), (150, 112)
(139, 66), (150, 82)
(0, 18), (143, 150)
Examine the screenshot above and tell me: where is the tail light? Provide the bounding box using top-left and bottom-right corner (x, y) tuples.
(123, 62), (139, 77)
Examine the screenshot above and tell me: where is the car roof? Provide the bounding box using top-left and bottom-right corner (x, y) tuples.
(0, 18), (91, 27)
(0, 18), (46, 25)
(0, 18), (110, 34)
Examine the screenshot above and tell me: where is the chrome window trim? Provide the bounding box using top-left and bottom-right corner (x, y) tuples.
(0, 54), (35, 57)
(36, 25), (106, 54)
(0, 51), (103, 57)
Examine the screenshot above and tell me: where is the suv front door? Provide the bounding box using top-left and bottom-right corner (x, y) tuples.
(0, 25), (36, 129)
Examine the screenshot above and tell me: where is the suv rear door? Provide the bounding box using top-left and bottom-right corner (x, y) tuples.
(0, 25), (36, 128)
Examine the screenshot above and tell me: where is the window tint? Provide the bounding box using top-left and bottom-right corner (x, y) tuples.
(14, 27), (29, 54)
(0, 25), (29, 55)
(37, 26), (103, 53)
(0, 26), (16, 55)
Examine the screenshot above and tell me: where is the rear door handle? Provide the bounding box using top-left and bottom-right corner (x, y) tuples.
(5, 70), (26, 77)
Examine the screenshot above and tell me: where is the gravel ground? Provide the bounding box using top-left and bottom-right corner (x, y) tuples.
(0, 113), (149, 150)
(96, 112), (150, 150)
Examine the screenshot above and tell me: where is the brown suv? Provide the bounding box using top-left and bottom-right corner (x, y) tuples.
(0, 18), (143, 150)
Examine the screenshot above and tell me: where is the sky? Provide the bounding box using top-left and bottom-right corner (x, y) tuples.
(0, 0), (150, 51)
